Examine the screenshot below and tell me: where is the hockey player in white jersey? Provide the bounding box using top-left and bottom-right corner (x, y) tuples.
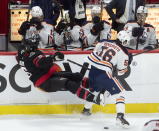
(54, 11), (82, 50)
(54, 6), (112, 50)
(80, 6), (112, 49)
(18, 6), (56, 49)
(82, 30), (133, 128)
(124, 6), (157, 50)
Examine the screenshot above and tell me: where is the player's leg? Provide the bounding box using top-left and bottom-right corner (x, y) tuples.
(91, 67), (130, 128)
(81, 77), (93, 115)
(81, 66), (130, 127)
(65, 80), (104, 105)
(109, 77), (130, 128)
(113, 91), (130, 128)
(82, 67), (108, 115)
(40, 76), (104, 105)
(82, 90), (110, 116)
(82, 99), (94, 116)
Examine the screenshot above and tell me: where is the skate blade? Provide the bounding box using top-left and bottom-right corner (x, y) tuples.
(81, 112), (92, 116)
(116, 120), (130, 129)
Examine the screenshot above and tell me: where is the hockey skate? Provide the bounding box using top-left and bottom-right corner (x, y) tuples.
(82, 108), (92, 116)
(116, 113), (130, 128)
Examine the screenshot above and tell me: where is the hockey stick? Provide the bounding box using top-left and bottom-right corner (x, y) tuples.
(132, 46), (159, 56)
(26, 0), (32, 21)
(67, 59), (90, 77)
(100, 0), (104, 20)
(67, 59), (91, 71)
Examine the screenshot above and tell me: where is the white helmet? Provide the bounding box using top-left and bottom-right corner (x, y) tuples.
(31, 6), (43, 18)
(103, 0), (112, 4)
(137, 6), (148, 14)
(117, 30), (131, 46)
(91, 6), (101, 16)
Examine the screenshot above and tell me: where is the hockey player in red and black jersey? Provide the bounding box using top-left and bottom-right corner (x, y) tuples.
(15, 38), (104, 105)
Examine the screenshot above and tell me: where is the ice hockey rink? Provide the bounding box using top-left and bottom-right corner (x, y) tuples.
(0, 113), (158, 131)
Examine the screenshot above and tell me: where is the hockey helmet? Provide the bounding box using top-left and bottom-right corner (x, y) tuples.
(91, 6), (101, 18)
(91, 6), (101, 23)
(31, 6), (43, 18)
(137, 6), (148, 14)
(117, 30), (131, 46)
(136, 6), (148, 24)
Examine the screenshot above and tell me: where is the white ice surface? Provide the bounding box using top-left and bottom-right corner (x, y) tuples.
(0, 113), (158, 131)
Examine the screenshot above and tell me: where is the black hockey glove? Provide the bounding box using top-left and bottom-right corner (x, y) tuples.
(128, 53), (133, 65)
(18, 21), (30, 36)
(52, 52), (64, 61)
(91, 21), (104, 36)
(30, 17), (43, 30)
(92, 16), (101, 24)
(55, 20), (67, 34)
(132, 27), (144, 37)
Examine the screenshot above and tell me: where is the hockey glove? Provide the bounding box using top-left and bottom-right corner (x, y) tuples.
(18, 21), (30, 36)
(53, 52), (64, 61)
(132, 27), (144, 37)
(91, 21), (104, 36)
(55, 20), (67, 34)
(92, 16), (101, 24)
(30, 17), (43, 30)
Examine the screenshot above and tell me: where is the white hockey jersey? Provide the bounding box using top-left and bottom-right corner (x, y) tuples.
(86, 40), (129, 76)
(25, 22), (55, 49)
(52, 21), (111, 50)
(82, 21), (112, 46)
(124, 21), (157, 50)
(54, 25), (82, 50)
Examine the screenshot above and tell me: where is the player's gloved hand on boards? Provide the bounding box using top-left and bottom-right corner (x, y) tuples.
(30, 17), (43, 30)
(91, 21), (104, 36)
(132, 27), (144, 37)
(18, 21), (31, 36)
(52, 52), (64, 61)
(128, 53), (133, 65)
(55, 20), (67, 34)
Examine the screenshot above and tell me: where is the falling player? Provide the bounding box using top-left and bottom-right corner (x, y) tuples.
(16, 39), (105, 106)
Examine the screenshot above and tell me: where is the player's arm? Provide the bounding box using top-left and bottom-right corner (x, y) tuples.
(144, 27), (157, 50)
(18, 21), (31, 36)
(117, 53), (129, 76)
(33, 51), (64, 68)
